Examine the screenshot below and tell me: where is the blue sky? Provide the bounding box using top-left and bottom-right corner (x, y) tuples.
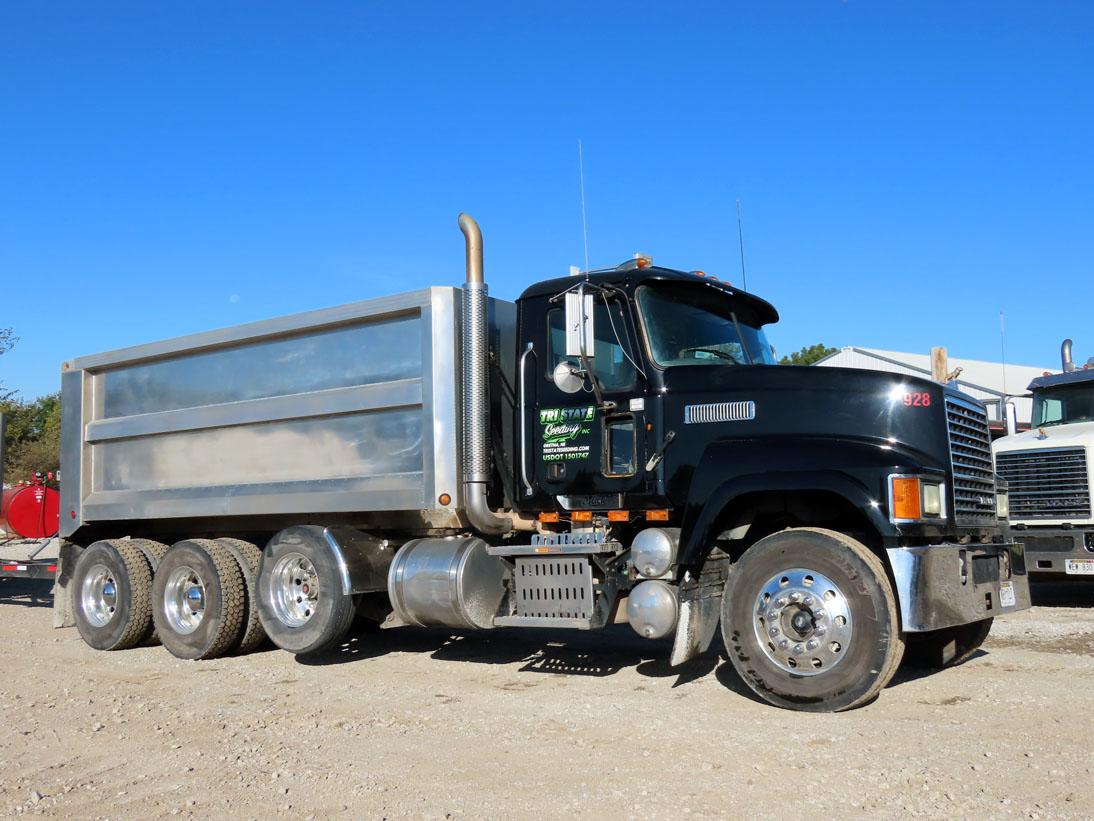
(1, 1), (1091, 400)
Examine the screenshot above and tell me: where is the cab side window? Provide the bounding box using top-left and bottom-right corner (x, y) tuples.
(546, 301), (636, 392)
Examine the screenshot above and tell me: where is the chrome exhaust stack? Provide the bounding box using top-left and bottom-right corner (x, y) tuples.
(1062, 338), (1076, 372)
(458, 213), (513, 535)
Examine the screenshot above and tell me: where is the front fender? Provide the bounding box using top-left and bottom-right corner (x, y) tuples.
(676, 437), (939, 568)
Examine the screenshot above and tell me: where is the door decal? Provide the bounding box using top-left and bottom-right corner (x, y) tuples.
(540, 406), (596, 463)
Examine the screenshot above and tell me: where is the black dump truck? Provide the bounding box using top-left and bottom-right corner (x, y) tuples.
(55, 214), (1030, 711)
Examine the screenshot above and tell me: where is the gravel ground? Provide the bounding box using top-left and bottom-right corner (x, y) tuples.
(0, 578), (1091, 819)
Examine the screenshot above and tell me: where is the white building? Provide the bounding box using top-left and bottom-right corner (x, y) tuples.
(813, 347), (1050, 429)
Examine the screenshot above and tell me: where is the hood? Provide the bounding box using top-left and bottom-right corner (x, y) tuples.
(993, 420), (1094, 454)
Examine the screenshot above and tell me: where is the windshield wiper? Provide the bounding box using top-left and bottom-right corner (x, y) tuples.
(680, 346), (738, 362)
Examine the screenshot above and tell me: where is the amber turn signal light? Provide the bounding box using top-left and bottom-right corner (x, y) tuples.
(538, 512), (560, 523)
(571, 511), (593, 522)
(645, 509), (670, 521)
(607, 510), (629, 522)
(891, 477), (922, 520)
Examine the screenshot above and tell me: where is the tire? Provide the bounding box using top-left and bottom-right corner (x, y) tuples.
(257, 530), (357, 655)
(152, 539), (247, 660)
(904, 618), (993, 669)
(128, 539), (169, 646)
(216, 538), (268, 654)
(721, 527), (905, 712)
(130, 538), (169, 572)
(72, 540), (155, 651)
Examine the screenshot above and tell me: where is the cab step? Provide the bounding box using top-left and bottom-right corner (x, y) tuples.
(486, 540), (623, 557)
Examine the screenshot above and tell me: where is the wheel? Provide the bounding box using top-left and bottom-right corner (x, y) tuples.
(130, 538), (169, 572)
(216, 538), (268, 654)
(256, 530), (357, 655)
(128, 539), (169, 646)
(152, 539), (246, 660)
(721, 527), (905, 712)
(72, 540), (155, 651)
(904, 618), (993, 669)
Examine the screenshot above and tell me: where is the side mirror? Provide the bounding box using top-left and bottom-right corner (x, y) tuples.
(552, 360), (584, 394)
(1004, 401), (1018, 437)
(565, 289), (595, 359)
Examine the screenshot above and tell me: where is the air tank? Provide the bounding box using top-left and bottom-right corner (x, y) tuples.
(0, 483), (60, 539)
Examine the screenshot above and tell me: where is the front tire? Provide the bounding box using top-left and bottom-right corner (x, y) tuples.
(721, 527), (904, 712)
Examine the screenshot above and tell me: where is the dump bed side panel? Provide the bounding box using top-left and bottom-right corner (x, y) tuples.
(61, 288), (462, 537)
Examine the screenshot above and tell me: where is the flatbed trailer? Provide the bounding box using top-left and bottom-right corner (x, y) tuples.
(1, 535), (57, 578)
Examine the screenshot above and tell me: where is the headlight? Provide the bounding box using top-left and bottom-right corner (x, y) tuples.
(996, 492), (1009, 519)
(922, 483), (943, 516)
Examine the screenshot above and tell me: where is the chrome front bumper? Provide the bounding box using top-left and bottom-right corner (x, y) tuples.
(886, 542), (1031, 632)
(1013, 528), (1094, 575)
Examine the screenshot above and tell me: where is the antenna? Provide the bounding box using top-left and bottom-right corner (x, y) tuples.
(999, 311), (1007, 398)
(578, 139), (590, 274)
(735, 198), (748, 291)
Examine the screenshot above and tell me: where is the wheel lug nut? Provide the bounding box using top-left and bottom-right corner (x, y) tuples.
(789, 592), (802, 602)
(778, 639), (789, 649)
(792, 644), (804, 655)
(776, 597), (788, 607)
(815, 610), (826, 620)
(769, 627), (779, 637)
(803, 596), (813, 606)
(815, 627), (826, 637)
(806, 639), (819, 651)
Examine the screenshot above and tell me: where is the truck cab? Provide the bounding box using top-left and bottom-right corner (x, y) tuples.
(503, 258), (1028, 708)
(993, 340), (1094, 577)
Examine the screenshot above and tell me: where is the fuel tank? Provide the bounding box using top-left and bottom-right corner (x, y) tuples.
(1, 484), (60, 539)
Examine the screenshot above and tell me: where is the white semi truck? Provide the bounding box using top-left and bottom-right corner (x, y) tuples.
(993, 340), (1094, 577)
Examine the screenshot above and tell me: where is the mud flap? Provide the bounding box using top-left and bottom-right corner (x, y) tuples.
(669, 557), (731, 666)
(52, 541), (84, 629)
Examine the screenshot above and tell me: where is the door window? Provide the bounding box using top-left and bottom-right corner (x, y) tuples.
(547, 301), (636, 392)
(604, 415), (637, 477)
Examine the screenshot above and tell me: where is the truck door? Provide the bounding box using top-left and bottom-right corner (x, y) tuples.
(518, 290), (649, 507)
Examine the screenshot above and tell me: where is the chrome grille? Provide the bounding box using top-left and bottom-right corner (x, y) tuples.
(995, 447), (1091, 519)
(945, 396), (996, 524)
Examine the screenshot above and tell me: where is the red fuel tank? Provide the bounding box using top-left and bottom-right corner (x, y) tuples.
(0, 483), (60, 539)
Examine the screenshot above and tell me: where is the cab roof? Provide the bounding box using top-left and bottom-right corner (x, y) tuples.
(516, 266), (780, 326)
(1029, 368), (1094, 391)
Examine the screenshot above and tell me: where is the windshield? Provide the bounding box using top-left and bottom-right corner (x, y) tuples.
(637, 284), (775, 367)
(1032, 383), (1094, 427)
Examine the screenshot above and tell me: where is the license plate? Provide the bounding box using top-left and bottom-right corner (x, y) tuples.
(999, 581), (1016, 608)
(1065, 559), (1094, 576)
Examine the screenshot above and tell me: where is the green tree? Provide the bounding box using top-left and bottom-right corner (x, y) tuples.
(1, 392), (61, 484)
(779, 343), (839, 366)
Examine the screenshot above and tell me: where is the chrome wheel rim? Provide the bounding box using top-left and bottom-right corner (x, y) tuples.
(269, 552), (319, 628)
(164, 565), (207, 635)
(80, 563), (118, 627)
(753, 568), (853, 676)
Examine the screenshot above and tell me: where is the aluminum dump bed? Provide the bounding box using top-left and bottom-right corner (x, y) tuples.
(60, 287), (489, 538)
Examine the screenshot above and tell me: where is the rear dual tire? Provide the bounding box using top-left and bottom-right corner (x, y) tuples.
(72, 540), (156, 651)
(152, 540), (247, 660)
